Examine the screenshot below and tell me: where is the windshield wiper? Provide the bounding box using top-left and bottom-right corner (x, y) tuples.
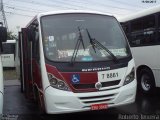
(86, 29), (96, 53)
(70, 27), (85, 65)
(86, 29), (118, 63)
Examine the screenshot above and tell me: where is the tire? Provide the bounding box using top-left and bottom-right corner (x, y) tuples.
(138, 68), (155, 95)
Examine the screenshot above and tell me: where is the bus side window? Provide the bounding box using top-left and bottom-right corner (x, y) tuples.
(131, 19), (143, 33)
(2, 43), (15, 54)
(130, 19), (143, 46)
(143, 15), (155, 30)
(130, 33), (144, 46)
(35, 31), (39, 62)
(143, 34), (151, 44)
(32, 27), (39, 63)
(130, 15), (156, 46)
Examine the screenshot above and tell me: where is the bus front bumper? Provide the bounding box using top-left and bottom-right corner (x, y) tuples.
(44, 79), (137, 114)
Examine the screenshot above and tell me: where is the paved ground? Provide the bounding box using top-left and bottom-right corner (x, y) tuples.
(4, 80), (20, 86)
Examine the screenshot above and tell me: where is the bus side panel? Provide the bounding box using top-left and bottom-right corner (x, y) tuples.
(32, 58), (45, 111)
(32, 59), (42, 91)
(31, 27), (43, 92)
(131, 46), (160, 87)
(21, 28), (34, 99)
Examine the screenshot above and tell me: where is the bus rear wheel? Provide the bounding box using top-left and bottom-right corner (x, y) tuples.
(138, 68), (155, 95)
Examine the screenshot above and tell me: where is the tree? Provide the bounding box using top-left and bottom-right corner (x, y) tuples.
(7, 31), (18, 40)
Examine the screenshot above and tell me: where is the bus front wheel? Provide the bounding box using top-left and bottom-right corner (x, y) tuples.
(138, 68), (155, 95)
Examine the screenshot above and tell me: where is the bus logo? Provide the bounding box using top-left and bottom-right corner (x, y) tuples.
(71, 74), (80, 84)
(95, 82), (102, 90)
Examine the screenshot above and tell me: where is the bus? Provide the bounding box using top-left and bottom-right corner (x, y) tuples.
(119, 5), (160, 94)
(2, 39), (16, 68)
(0, 23), (7, 114)
(19, 10), (137, 114)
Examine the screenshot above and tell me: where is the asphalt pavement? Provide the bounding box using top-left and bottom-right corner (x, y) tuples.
(2, 80), (160, 120)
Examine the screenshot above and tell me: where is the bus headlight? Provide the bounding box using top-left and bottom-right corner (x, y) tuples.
(48, 73), (70, 91)
(123, 68), (135, 86)
(50, 77), (58, 85)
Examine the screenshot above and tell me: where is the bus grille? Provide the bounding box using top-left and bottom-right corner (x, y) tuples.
(72, 80), (120, 90)
(78, 93), (117, 106)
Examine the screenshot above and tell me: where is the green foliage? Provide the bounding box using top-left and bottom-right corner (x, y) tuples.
(7, 31), (18, 40)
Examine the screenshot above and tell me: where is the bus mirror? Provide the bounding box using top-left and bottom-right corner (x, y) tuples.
(0, 26), (7, 42)
(27, 27), (35, 42)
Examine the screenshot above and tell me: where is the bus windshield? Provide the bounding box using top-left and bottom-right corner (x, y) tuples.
(41, 13), (130, 62)
(2, 42), (15, 54)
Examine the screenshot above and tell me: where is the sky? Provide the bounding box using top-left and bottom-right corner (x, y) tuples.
(2, 0), (160, 34)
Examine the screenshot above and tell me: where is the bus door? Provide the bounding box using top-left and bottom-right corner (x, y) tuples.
(20, 28), (33, 99)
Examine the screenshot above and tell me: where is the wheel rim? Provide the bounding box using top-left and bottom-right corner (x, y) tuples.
(141, 74), (151, 91)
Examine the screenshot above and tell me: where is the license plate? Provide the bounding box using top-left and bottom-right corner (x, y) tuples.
(91, 104), (108, 110)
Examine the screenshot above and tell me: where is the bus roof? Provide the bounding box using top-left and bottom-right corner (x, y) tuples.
(26, 10), (113, 27)
(118, 5), (160, 22)
(38, 10), (113, 17)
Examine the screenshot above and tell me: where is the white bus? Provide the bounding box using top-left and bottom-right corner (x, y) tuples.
(119, 5), (160, 94)
(2, 40), (16, 68)
(19, 10), (137, 114)
(0, 23), (7, 114)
